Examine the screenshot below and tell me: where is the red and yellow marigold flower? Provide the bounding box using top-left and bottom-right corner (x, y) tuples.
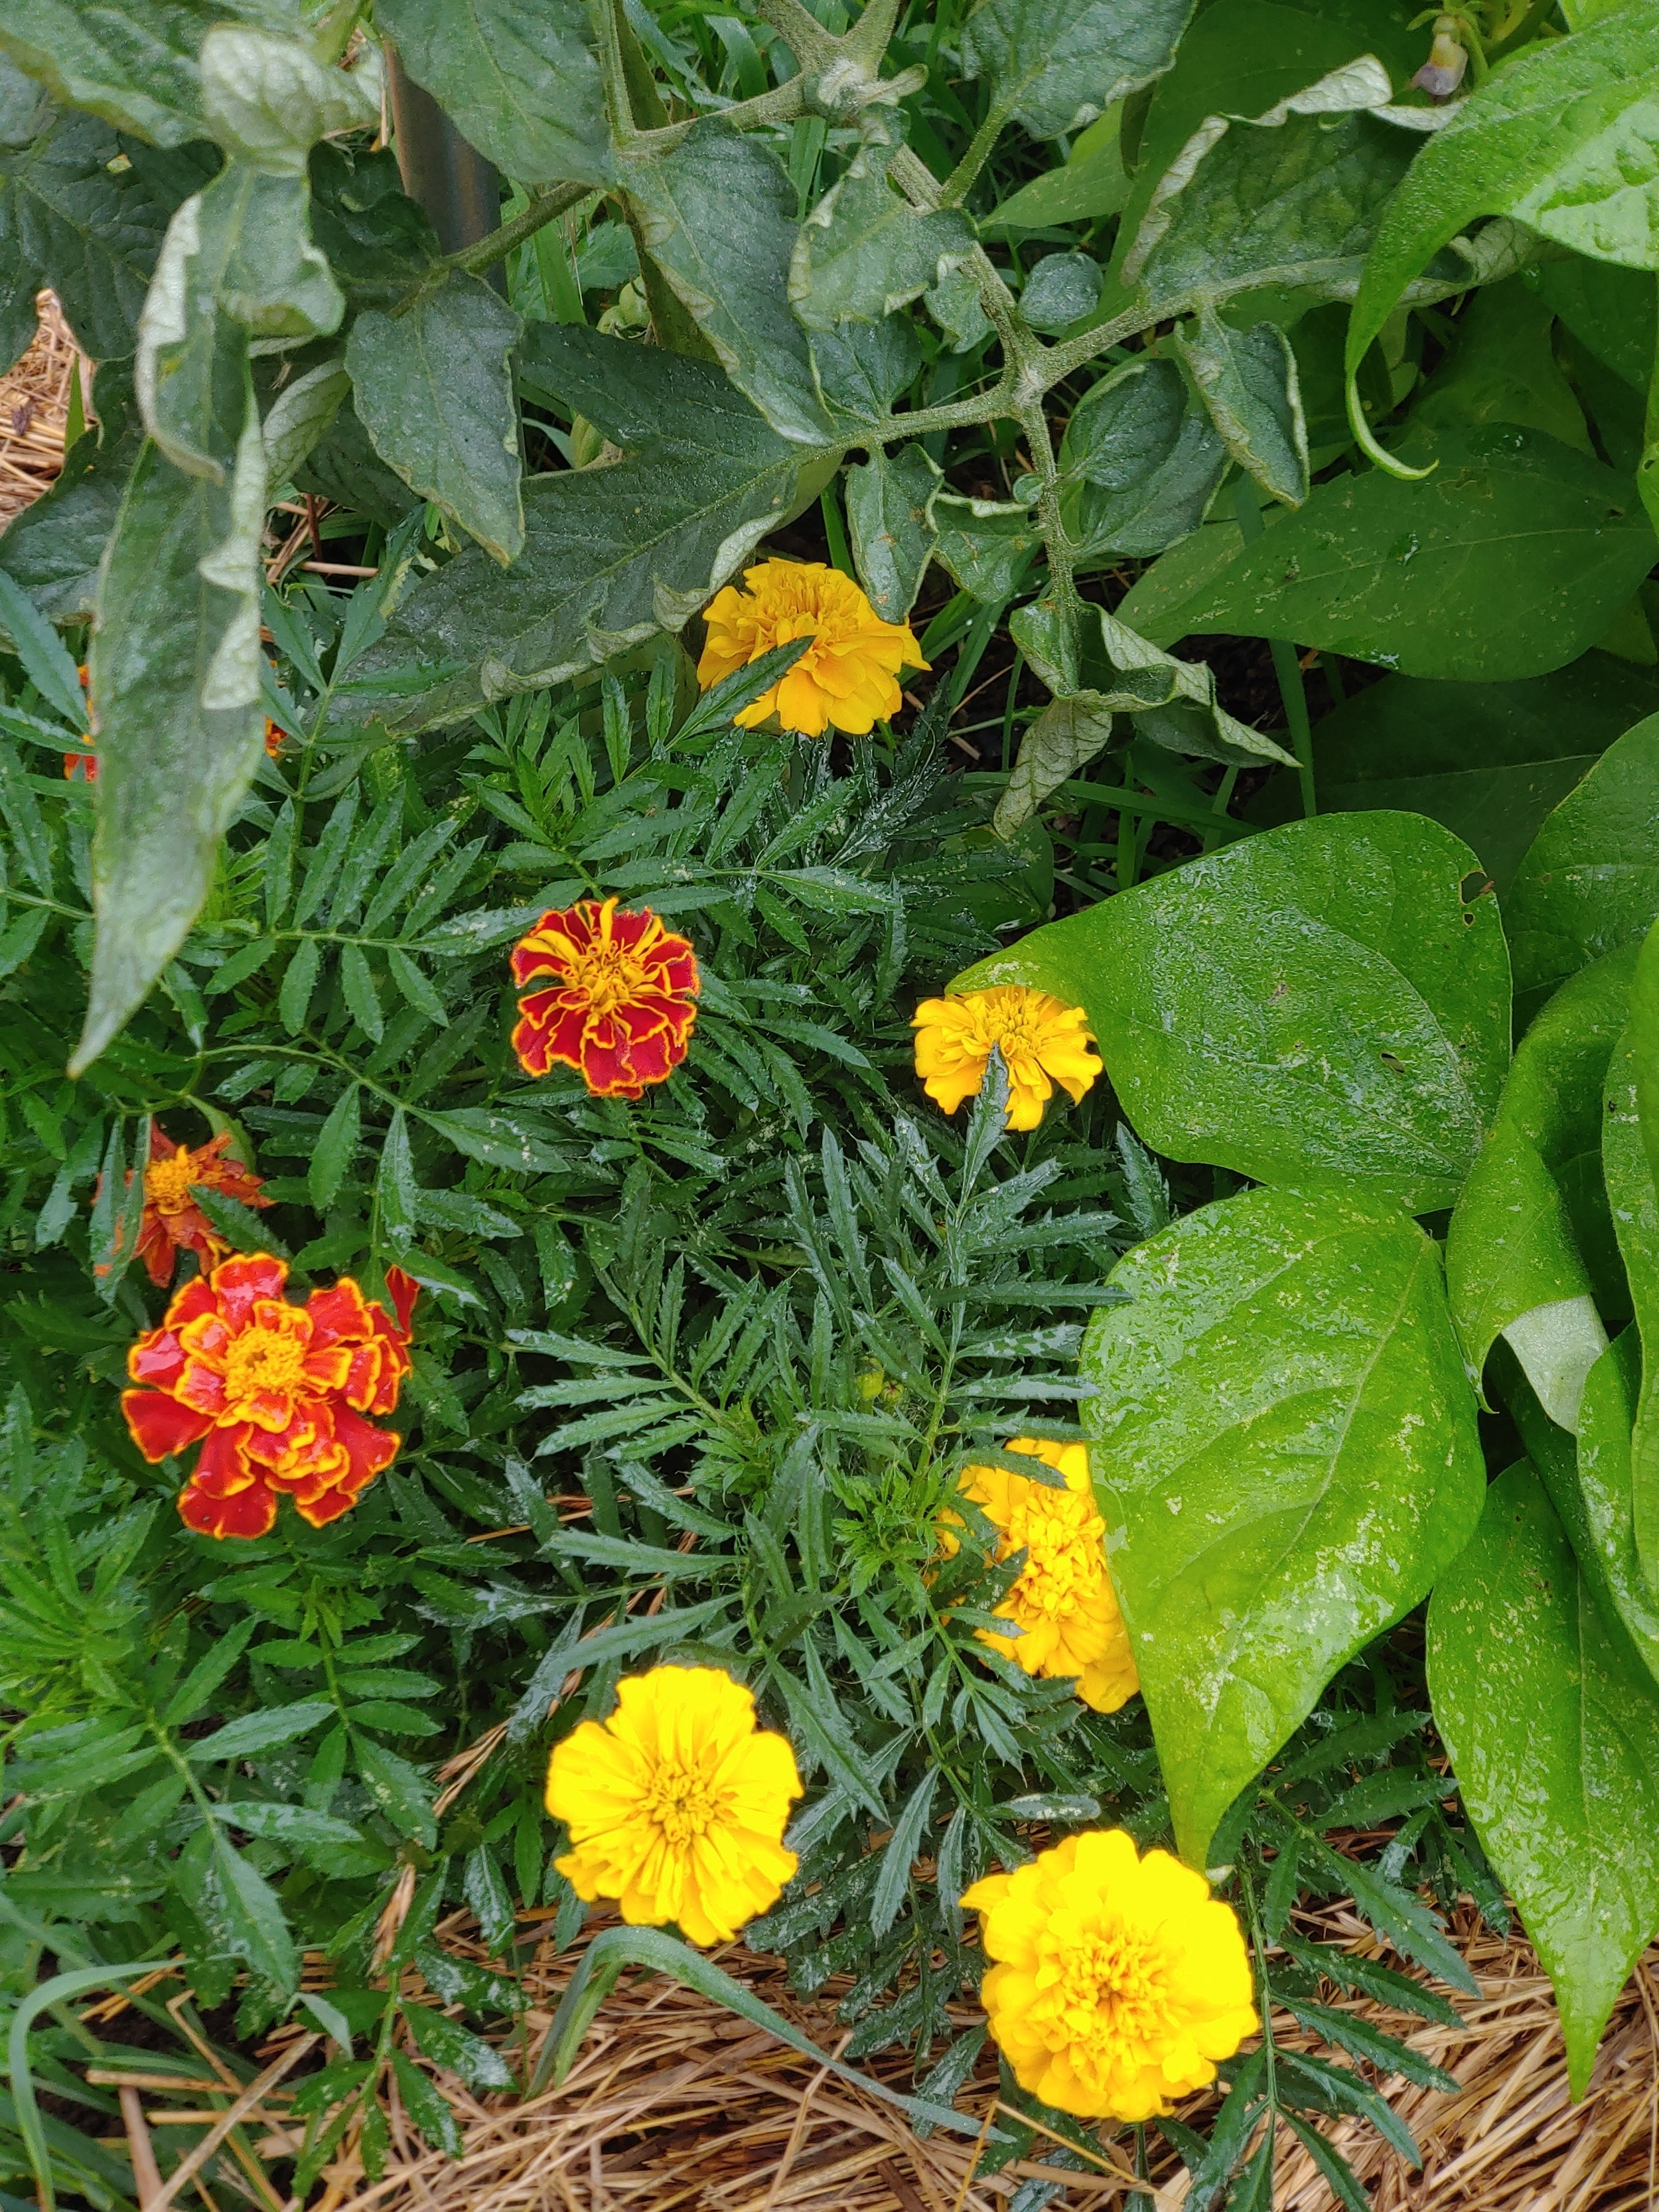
(100, 1126), (274, 1288)
(963, 1830), (1258, 2120)
(121, 1252), (418, 1540)
(696, 559), (926, 737)
(912, 985), (1102, 1132)
(510, 897), (699, 1098)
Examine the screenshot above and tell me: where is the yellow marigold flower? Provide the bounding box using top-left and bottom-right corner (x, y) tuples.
(697, 559), (927, 737)
(951, 1439), (1137, 1714)
(963, 1830), (1258, 2120)
(912, 985), (1102, 1132)
(545, 1664), (802, 1946)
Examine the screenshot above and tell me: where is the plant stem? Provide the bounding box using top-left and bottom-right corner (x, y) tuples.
(938, 101), (1008, 206)
(445, 183), (592, 276)
(1232, 479), (1315, 817)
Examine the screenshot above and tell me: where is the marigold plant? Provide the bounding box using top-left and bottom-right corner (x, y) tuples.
(962, 1830), (1258, 2120)
(121, 1254), (418, 1538)
(912, 986), (1103, 1132)
(545, 1665), (802, 1945)
(697, 560), (926, 737)
(104, 1126), (273, 1287)
(510, 897), (699, 1097)
(951, 1439), (1137, 1713)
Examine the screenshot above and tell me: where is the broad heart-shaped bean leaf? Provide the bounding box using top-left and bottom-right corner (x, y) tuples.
(0, 0), (287, 149)
(1504, 1329), (1659, 1693)
(1427, 1461), (1659, 2099)
(1175, 311), (1308, 508)
(1605, 1025), (1659, 1607)
(373, 0), (610, 189)
(790, 142), (974, 330)
(845, 441), (938, 621)
(1446, 948), (1632, 1432)
(347, 271), (523, 565)
(960, 0), (1196, 139)
(1058, 354), (1227, 564)
(1506, 712), (1659, 1001)
(1246, 657), (1659, 898)
(73, 417), (267, 1074)
(1082, 1183), (1484, 1871)
(620, 122), (833, 447)
(0, 110), (171, 372)
(1172, 426), (1657, 683)
(957, 811), (1509, 1211)
(1347, 8), (1659, 433)
(1121, 62), (1452, 327)
(336, 327), (831, 737)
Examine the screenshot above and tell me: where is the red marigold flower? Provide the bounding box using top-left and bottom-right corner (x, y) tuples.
(121, 1253), (419, 1540)
(510, 896), (699, 1098)
(102, 1126), (275, 1288)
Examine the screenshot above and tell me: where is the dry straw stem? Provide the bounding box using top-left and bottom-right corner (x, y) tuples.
(0, 291), (85, 525)
(327, 1903), (1658, 2212)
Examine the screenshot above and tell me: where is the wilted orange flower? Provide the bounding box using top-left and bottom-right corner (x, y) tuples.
(511, 897), (699, 1098)
(121, 1252), (418, 1540)
(100, 1126), (274, 1288)
(697, 560), (926, 737)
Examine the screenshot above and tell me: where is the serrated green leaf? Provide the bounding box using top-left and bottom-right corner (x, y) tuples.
(340, 329), (822, 735)
(388, 2051), (464, 2158)
(187, 1697), (333, 1761)
(348, 271), (523, 564)
(960, 0), (1195, 139)
(72, 417), (265, 1074)
(619, 121), (834, 446)
(790, 141), (974, 331)
(375, 0), (609, 186)
(1176, 309), (1307, 508)
(845, 441), (938, 623)
(209, 1831), (299, 1992)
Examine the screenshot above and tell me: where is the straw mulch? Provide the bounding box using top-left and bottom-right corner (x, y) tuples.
(295, 1903), (1658, 2212)
(0, 292), (85, 524)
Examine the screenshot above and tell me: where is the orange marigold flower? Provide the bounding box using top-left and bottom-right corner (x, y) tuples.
(102, 1126), (275, 1288)
(121, 1252), (419, 1540)
(510, 896), (699, 1098)
(696, 560), (927, 737)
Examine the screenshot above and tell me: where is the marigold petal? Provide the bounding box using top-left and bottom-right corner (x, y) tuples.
(122, 1390), (214, 1463)
(179, 1475), (278, 1540)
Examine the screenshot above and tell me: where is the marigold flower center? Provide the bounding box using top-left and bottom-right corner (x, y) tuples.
(643, 1761), (721, 1844)
(1050, 1925), (1169, 2055)
(144, 1151), (202, 1215)
(1003, 1493), (1106, 1615)
(569, 940), (658, 1017)
(220, 1325), (309, 1410)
